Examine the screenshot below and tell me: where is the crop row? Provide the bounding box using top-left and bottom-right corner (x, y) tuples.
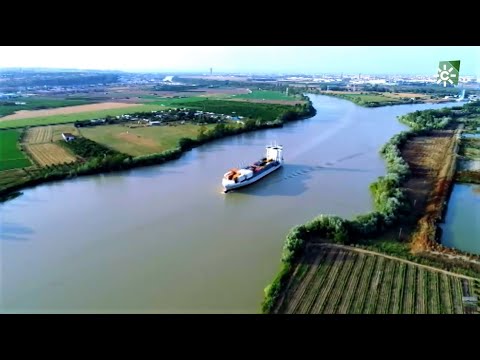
(279, 246), (473, 314)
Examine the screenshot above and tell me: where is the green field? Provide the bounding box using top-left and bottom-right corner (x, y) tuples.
(0, 97), (93, 118)
(143, 96), (210, 106)
(340, 93), (403, 103)
(274, 244), (478, 314)
(235, 90), (294, 101)
(80, 123), (215, 156)
(0, 130), (32, 170)
(0, 104), (166, 130)
(161, 99), (294, 121)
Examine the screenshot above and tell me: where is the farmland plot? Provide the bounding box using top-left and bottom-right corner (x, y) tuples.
(25, 143), (76, 166)
(273, 244), (478, 314)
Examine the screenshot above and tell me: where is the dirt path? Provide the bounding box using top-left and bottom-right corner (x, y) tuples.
(408, 126), (463, 252)
(309, 243), (478, 280)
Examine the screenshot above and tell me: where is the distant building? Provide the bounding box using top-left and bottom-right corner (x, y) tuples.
(62, 133), (75, 142)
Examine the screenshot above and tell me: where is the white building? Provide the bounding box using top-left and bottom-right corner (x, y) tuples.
(62, 133), (75, 142)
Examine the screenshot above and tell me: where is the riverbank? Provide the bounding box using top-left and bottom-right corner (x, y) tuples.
(456, 170), (480, 184)
(308, 90), (452, 108)
(263, 101), (480, 313)
(0, 99), (316, 202)
(455, 135), (480, 184)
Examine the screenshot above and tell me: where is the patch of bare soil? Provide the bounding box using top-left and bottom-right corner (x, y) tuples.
(1, 102), (141, 121)
(401, 129), (460, 252)
(116, 132), (158, 149)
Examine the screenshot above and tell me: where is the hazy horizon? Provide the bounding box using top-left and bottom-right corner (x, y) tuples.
(1, 46), (479, 76)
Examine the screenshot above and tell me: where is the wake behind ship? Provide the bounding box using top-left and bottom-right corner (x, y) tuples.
(222, 144), (284, 192)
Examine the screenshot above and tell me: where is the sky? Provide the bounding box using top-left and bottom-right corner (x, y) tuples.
(1, 46), (479, 76)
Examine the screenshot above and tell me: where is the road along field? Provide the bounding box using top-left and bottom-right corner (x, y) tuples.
(0, 129), (32, 171)
(273, 244), (479, 314)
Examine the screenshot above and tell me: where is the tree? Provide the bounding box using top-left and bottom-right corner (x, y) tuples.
(179, 137), (197, 151)
(213, 123), (226, 137)
(244, 119), (257, 130)
(197, 125), (208, 142)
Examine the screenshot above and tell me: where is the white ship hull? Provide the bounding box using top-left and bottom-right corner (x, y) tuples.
(222, 163), (282, 192)
(222, 144), (284, 193)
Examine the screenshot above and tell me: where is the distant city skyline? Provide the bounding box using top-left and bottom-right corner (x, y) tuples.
(1, 46), (479, 76)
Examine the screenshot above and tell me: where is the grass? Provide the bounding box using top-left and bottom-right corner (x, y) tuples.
(0, 168), (31, 193)
(80, 123), (215, 156)
(459, 138), (480, 160)
(141, 96), (208, 106)
(339, 93), (404, 103)
(146, 96), (298, 120)
(169, 99), (294, 121)
(234, 90), (295, 101)
(322, 91), (423, 107)
(323, 91), (447, 107)
(274, 244), (476, 314)
(0, 97), (92, 117)
(0, 130), (32, 170)
(0, 104), (166, 129)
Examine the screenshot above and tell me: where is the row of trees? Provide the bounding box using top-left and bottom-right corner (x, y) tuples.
(398, 109), (454, 130)
(62, 137), (118, 158)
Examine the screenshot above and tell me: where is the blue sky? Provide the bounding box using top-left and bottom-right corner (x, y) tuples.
(1, 46), (479, 75)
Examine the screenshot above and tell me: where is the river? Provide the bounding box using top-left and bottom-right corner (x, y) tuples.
(0, 95), (459, 313)
(441, 183), (480, 255)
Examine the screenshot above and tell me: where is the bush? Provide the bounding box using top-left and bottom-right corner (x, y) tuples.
(178, 137), (199, 151)
(62, 137), (119, 158)
(303, 215), (351, 243)
(281, 225), (307, 263)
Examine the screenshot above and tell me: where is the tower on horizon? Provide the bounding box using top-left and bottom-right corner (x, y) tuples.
(210, 67), (213, 76)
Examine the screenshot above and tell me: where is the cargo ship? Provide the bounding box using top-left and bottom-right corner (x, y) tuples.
(222, 144), (284, 192)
